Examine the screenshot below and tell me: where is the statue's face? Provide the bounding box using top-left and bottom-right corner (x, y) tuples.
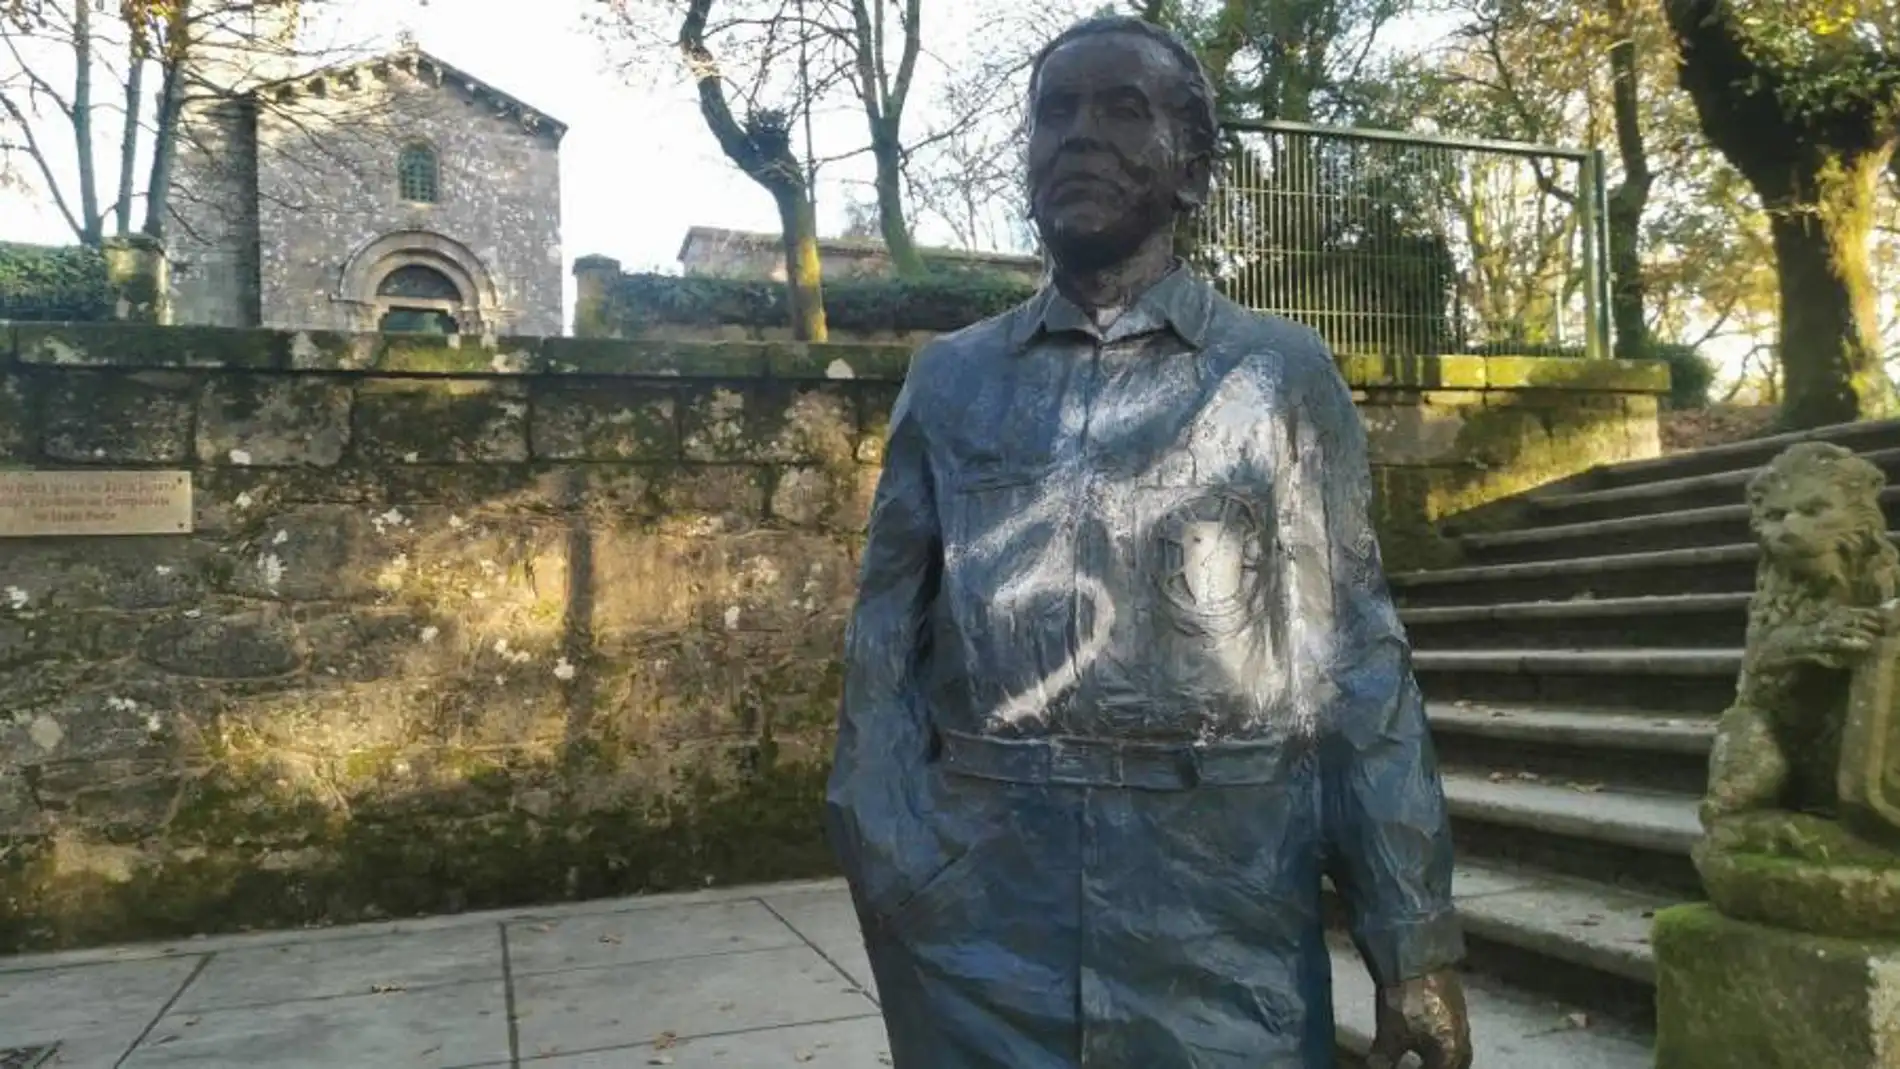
(1753, 479), (1857, 583)
(1026, 31), (1199, 272)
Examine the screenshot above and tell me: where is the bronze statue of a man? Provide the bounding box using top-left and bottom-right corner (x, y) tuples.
(825, 15), (1472, 1068)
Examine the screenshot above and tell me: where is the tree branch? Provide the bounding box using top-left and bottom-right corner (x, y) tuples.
(0, 85), (84, 239)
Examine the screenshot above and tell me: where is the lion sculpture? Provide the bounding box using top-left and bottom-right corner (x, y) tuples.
(1702, 441), (1900, 825)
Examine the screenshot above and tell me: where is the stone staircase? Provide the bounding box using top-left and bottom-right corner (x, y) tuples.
(1329, 416), (1900, 1066)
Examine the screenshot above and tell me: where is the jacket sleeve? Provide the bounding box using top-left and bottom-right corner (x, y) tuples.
(1297, 347), (1465, 990)
(823, 365), (945, 912)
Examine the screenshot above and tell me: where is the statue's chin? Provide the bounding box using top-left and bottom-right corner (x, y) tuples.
(1034, 210), (1152, 273)
(1769, 548), (1837, 585)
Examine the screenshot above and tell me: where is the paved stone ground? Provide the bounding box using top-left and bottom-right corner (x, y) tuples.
(0, 879), (887, 1068)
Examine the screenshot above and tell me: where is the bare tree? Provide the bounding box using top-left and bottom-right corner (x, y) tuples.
(0, 0), (396, 247)
(897, 0), (1076, 255)
(836, 0), (927, 275)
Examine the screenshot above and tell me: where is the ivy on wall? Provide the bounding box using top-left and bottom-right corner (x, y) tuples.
(0, 243), (113, 323)
(607, 270), (1038, 334)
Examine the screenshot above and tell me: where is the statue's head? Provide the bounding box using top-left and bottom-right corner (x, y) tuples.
(1746, 442), (1891, 587)
(1025, 16), (1218, 274)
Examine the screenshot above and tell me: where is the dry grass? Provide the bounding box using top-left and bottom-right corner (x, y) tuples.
(1661, 405), (1778, 454)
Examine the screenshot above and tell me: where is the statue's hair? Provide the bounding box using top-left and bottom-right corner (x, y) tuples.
(1027, 16), (1221, 162)
(1744, 442), (1900, 641)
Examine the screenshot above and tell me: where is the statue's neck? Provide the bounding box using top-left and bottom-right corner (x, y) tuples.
(1051, 228), (1178, 317)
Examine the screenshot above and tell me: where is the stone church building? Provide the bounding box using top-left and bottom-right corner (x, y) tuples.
(168, 45), (566, 337)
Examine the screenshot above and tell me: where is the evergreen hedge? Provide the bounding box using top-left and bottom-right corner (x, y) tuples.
(0, 242), (112, 322)
(606, 270), (1039, 334)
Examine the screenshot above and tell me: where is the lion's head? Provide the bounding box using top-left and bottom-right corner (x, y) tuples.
(1746, 442), (1896, 601)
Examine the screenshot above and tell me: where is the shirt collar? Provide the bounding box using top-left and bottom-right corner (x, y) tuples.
(1007, 263), (1216, 352)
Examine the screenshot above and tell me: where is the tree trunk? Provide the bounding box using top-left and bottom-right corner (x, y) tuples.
(683, 0), (828, 340)
(116, 40), (146, 235)
(1665, 0), (1895, 428)
(1604, 0), (1651, 363)
(775, 184), (829, 341)
(872, 126), (925, 278)
(142, 53), (183, 239)
(142, 1), (191, 240)
(71, 0), (101, 243)
(1768, 152), (1889, 428)
(847, 0), (926, 278)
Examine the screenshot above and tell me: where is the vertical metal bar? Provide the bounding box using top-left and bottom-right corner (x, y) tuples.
(1594, 147), (1614, 361)
(1577, 150), (1604, 361)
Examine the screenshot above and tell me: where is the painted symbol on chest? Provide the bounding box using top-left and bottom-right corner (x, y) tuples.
(1152, 492), (1266, 635)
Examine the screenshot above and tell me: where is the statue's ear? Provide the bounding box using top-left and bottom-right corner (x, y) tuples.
(1176, 150), (1213, 213)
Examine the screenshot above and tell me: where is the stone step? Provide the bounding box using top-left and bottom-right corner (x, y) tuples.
(1444, 770), (1703, 898)
(1450, 859), (1666, 986)
(1445, 859), (1673, 1028)
(1578, 416), (1900, 492)
(1330, 938), (1654, 1068)
(1458, 489), (1900, 565)
(1520, 446), (1900, 526)
(1403, 593), (1751, 650)
(1430, 702), (1715, 756)
(1391, 542), (1761, 608)
(1414, 648), (1740, 714)
(1430, 701), (1715, 794)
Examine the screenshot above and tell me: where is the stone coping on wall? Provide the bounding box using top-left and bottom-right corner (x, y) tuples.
(0, 321), (1670, 395)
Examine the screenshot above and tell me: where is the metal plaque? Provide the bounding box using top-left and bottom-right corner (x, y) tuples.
(0, 470), (192, 537)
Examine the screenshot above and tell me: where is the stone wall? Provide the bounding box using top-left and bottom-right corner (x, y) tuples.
(1344, 353), (1667, 569)
(0, 322), (897, 953)
(0, 321), (1665, 952)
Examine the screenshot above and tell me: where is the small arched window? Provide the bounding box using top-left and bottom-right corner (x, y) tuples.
(397, 143), (439, 203)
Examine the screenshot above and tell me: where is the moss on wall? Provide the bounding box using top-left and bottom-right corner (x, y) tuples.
(1654, 903), (1900, 1068)
(1, 743), (835, 952)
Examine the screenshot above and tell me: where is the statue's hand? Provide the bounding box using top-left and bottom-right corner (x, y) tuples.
(1797, 607), (1887, 667)
(1367, 969), (1472, 1069)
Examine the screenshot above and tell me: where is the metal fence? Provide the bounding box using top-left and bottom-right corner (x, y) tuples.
(1192, 118), (1611, 361)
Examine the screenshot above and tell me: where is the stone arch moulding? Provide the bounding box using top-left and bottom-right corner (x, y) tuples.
(334, 229), (505, 334)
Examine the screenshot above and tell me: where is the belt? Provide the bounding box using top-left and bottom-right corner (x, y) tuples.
(936, 728), (1301, 791)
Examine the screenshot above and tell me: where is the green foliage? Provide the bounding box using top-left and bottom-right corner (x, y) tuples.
(1723, 0), (1900, 118)
(0, 242), (112, 322)
(607, 269), (1038, 334)
(1655, 341), (1716, 409)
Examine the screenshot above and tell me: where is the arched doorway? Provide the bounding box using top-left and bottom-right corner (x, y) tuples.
(375, 263), (464, 334)
(337, 230), (501, 335)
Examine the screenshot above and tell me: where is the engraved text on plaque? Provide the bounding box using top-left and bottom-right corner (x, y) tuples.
(0, 470), (192, 537)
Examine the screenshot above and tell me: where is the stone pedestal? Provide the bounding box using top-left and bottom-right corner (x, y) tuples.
(101, 234), (170, 324)
(1655, 904), (1900, 1068)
